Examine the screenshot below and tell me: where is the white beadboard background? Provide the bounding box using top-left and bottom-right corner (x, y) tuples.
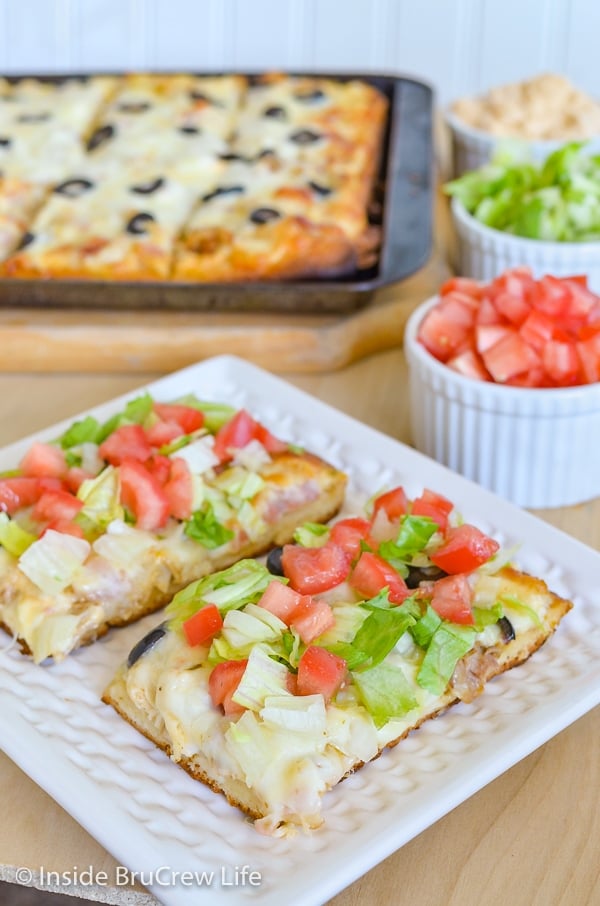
(0, 0), (598, 106)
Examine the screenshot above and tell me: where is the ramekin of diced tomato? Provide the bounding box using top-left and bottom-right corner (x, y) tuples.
(403, 268), (600, 508)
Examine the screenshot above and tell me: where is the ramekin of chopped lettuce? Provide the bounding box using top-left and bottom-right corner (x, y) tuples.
(446, 143), (600, 292)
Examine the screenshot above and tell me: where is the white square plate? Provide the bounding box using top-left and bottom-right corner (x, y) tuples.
(1, 355), (599, 906)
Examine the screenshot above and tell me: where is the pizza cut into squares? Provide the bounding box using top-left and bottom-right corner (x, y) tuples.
(84, 74), (246, 171)
(231, 74), (388, 182)
(0, 76), (118, 186)
(173, 157), (376, 281)
(0, 162), (223, 280)
(0, 394), (347, 662)
(102, 484), (572, 836)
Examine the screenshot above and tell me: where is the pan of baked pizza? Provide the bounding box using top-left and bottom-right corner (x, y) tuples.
(0, 71), (433, 313)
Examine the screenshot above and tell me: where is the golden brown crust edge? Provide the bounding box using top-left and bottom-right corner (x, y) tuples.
(102, 568), (573, 825)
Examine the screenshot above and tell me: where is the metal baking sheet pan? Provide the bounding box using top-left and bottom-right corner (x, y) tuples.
(0, 72), (434, 314)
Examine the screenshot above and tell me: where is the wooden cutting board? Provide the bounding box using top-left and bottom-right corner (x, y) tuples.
(2, 195), (453, 375)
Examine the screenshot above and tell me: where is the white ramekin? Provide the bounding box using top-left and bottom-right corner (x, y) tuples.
(451, 198), (600, 294)
(445, 110), (600, 177)
(404, 296), (600, 508)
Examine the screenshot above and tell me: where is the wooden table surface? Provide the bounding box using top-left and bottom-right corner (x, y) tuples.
(0, 352), (599, 906)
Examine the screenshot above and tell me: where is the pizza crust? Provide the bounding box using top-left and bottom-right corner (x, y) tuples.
(102, 566), (572, 833)
(0, 450), (346, 662)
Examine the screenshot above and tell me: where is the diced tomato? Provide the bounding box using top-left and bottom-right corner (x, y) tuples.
(289, 596), (335, 644)
(213, 409), (286, 462)
(163, 457), (193, 520)
(145, 453), (172, 485)
(439, 277), (483, 299)
(561, 278), (597, 327)
(429, 524), (499, 574)
(475, 324), (513, 355)
(208, 659), (248, 715)
(144, 419), (183, 447)
(32, 489), (83, 523)
(411, 488), (453, 532)
(446, 349), (491, 381)
(371, 486), (408, 523)
(476, 295), (506, 326)
(99, 424), (152, 466)
(119, 458), (170, 531)
(577, 331), (600, 383)
(531, 275), (569, 319)
(563, 274), (588, 287)
(489, 267), (535, 303)
(418, 298), (475, 363)
(482, 330), (541, 383)
(578, 323), (600, 341)
(330, 517), (374, 560)
(350, 551), (410, 604)
(256, 580), (302, 622)
(504, 367), (548, 388)
(183, 604), (223, 647)
(518, 309), (556, 351)
(19, 442), (67, 479)
(296, 646), (347, 700)
(153, 403), (204, 434)
(0, 477), (44, 515)
(42, 518), (85, 539)
(542, 339), (581, 386)
(430, 573), (474, 625)
(492, 290), (531, 326)
(281, 542), (351, 595)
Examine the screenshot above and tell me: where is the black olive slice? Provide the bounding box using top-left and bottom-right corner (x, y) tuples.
(16, 231), (35, 251)
(130, 176), (165, 196)
(118, 101), (151, 114)
(201, 185), (245, 203)
(497, 616), (516, 642)
(263, 105), (287, 119)
(266, 546), (285, 577)
(405, 564), (448, 589)
(16, 231), (35, 250)
(179, 125), (201, 135)
(18, 112), (51, 123)
(189, 90), (223, 107)
(127, 623), (168, 668)
(54, 178), (95, 198)
(294, 88), (326, 102)
(219, 152), (246, 162)
(0, 138), (11, 147)
(308, 180), (332, 197)
(255, 149), (276, 160)
(249, 207), (281, 224)
(289, 128), (321, 145)
(125, 212), (156, 235)
(87, 124), (115, 151)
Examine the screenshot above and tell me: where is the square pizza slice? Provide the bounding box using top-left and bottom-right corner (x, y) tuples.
(231, 74), (388, 184)
(0, 76), (118, 186)
(0, 394), (346, 662)
(103, 484), (572, 836)
(172, 157), (377, 281)
(84, 74), (246, 172)
(0, 160), (223, 280)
